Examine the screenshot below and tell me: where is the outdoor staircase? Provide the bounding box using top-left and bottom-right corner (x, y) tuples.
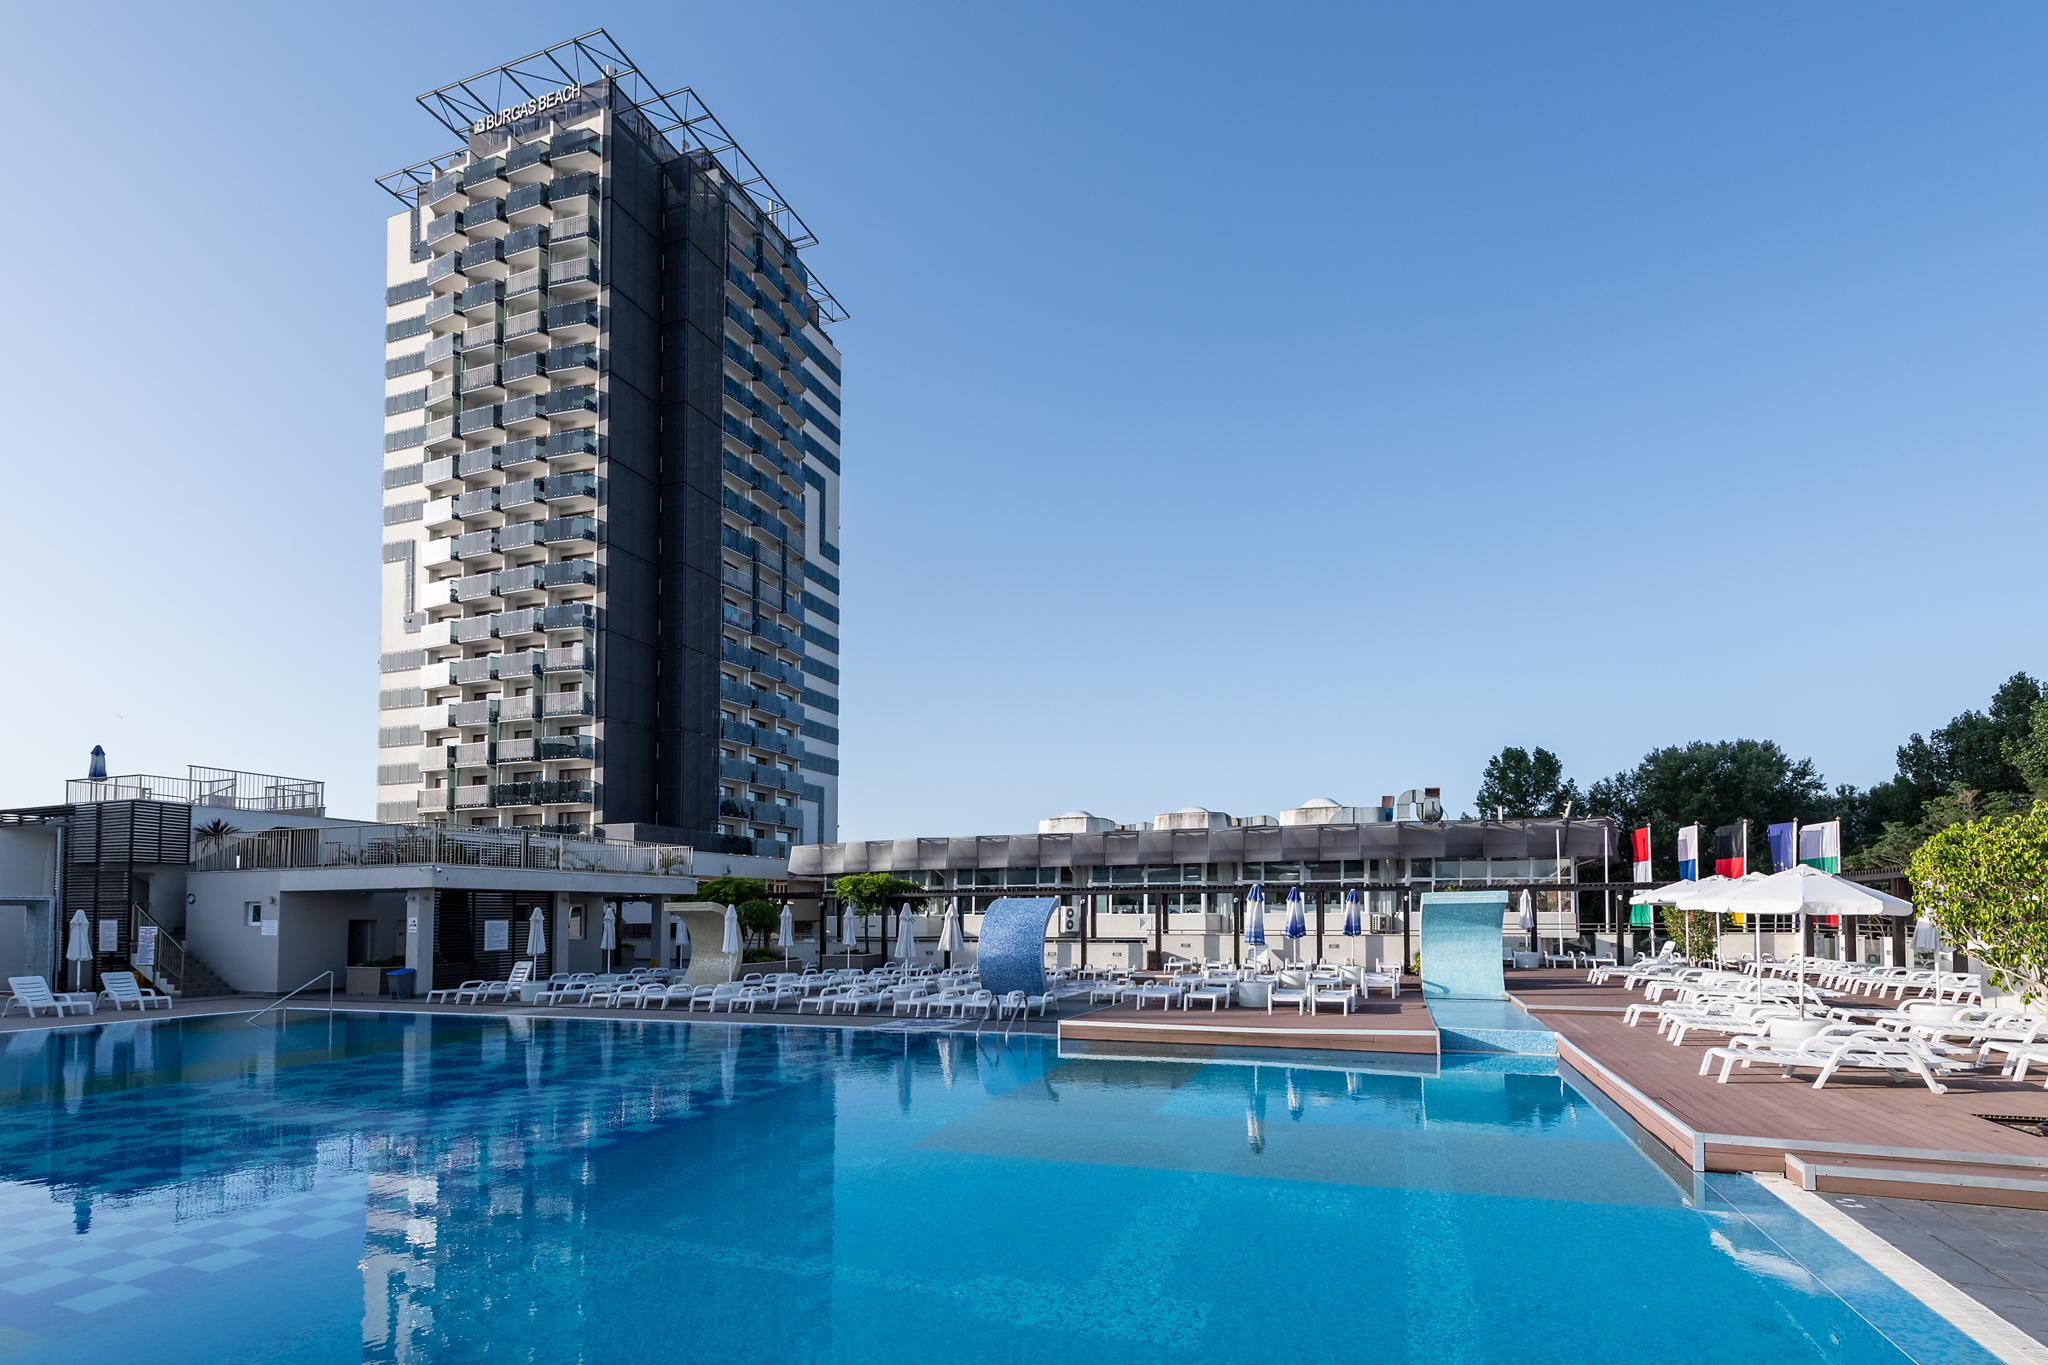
(129, 916), (235, 999)
(172, 948), (234, 999)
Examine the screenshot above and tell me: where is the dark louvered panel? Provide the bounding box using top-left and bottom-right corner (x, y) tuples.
(137, 802), (191, 864)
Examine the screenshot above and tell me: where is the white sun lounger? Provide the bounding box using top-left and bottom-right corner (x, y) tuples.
(4, 976), (96, 1018)
(97, 971), (171, 1012)
(1700, 1024), (1961, 1094)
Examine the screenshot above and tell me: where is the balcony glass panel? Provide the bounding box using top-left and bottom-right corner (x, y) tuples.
(456, 406), (500, 437)
(544, 343), (598, 373)
(505, 141), (549, 176)
(540, 517), (596, 546)
(455, 447), (500, 478)
(459, 157), (505, 190)
(545, 301), (598, 332)
(542, 559), (596, 589)
(542, 603), (595, 631)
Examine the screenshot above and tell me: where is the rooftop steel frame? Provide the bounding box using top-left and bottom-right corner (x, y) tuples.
(375, 29), (843, 323)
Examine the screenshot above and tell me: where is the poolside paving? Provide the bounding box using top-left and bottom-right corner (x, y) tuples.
(1834, 1193), (2048, 1348)
(1515, 977), (2048, 1196)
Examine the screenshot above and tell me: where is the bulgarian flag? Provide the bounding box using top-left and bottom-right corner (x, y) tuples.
(1631, 826), (1653, 883)
(1713, 822), (1747, 879)
(1676, 825), (1700, 881)
(1798, 820), (1842, 873)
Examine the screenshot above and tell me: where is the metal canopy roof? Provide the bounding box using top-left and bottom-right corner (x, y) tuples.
(791, 818), (1621, 878)
(375, 29), (843, 323)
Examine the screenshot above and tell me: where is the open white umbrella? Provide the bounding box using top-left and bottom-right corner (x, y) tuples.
(720, 903), (741, 980)
(1725, 865), (1916, 1014)
(893, 908), (917, 965)
(1666, 875), (1738, 965)
(600, 904), (617, 973)
(1630, 878), (1699, 906)
(65, 909), (92, 993)
(938, 898), (963, 966)
(525, 906), (547, 965)
(777, 901), (795, 956)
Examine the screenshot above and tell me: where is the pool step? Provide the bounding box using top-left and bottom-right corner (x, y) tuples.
(1783, 1152), (2048, 1210)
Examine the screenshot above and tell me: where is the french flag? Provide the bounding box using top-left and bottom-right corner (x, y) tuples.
(1631, 826), (1653, 883)
(1676, 825), (1700, 881)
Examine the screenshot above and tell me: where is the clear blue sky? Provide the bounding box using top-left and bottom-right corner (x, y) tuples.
(6, 2), (2044, 838)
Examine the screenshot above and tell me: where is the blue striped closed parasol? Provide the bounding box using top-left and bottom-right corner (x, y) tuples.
(1283, 887), (1307, 963)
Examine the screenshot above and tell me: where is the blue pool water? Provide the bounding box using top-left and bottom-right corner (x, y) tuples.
(0, 1012), (1995, 1364)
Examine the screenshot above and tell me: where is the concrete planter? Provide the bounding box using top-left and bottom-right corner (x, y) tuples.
(346, 966), (387, 997)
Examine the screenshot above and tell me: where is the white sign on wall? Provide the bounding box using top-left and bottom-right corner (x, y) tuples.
(261, 919), (279, 938)
(98, 919), (119, 953)
(484, 919), (510, 953)
(135, 926), (158, 967)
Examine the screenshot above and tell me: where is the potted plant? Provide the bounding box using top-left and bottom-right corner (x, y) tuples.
(347, 956), (403, 996)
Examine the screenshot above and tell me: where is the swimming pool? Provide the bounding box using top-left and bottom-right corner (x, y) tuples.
(0, 1012), (1996, 1363)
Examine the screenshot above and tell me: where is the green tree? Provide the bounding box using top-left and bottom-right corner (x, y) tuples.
(1585, 739), (1829, 881)
(1862, 672), (2043, 838)
(832, 873), (924, 912)
(1473, 746), (1579, 818)
(1849, 783), (2031, 871)
(736, 897), (780, 950)
(1908, 801), (2048, 1003)
(697, 875), (770, 908)
(1659, 903), (1719, 961)
(2003, 694), (2048, 799)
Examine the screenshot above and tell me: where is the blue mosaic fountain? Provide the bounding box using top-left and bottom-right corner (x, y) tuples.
(1417, 891), (1555, 1056)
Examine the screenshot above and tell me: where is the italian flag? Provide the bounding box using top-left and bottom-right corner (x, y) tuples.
(1798, 820), (1842, 874)
(1631, 826), (1653, 883)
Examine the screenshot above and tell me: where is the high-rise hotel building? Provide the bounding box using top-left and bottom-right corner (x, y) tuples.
(374, 34), (843, 855)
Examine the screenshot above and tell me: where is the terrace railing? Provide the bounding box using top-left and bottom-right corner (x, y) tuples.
(192, 823), (692, 878)
(67, 765), (325, 814)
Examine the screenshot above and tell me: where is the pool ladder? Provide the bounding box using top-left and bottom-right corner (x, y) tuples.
(245, 970), (336, 1025)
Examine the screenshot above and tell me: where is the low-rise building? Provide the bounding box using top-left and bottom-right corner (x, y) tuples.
(1, 758), (702, 997)
(793, 795), (1628, 970)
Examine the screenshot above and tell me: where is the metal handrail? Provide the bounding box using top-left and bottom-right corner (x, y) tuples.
(133, 905), (187, 997)
(246, 970), (335, 1025)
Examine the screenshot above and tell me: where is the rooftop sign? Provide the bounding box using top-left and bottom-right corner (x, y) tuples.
(471, 85), (583, 135)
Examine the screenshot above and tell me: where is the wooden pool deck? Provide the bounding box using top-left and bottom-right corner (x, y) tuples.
(1059, 992), (1438, 1055)
(1509, 972), (2048, 1208)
